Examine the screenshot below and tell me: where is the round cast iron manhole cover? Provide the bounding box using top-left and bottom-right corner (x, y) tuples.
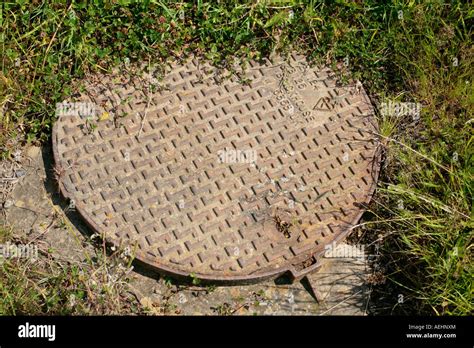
(53, 53), (381, 284)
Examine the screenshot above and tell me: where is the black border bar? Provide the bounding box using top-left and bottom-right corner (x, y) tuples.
(0, 316), (471, 346)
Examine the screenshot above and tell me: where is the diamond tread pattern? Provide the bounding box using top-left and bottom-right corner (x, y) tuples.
(53, 53), (380, 283)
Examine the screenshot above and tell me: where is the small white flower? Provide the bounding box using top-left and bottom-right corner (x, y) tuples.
(3, 200), (14, 209)
(13, 150), (22, 161)
(69, 294), (77, 307)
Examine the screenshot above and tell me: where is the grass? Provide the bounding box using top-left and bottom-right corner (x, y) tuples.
(0, 223), (143, 315)
(1, 0), (472, 315)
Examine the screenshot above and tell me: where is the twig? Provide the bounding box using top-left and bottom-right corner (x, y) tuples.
(138, 59), (153, 139)
(137, 89), (152, 139)
(318, 289), (363, 315)
(366, 129), (453, 174)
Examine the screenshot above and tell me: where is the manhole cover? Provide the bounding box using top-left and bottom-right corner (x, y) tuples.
(53, 53), (381, 284)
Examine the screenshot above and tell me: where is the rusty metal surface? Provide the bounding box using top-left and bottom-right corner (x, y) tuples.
(52, 53), (381, 283)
